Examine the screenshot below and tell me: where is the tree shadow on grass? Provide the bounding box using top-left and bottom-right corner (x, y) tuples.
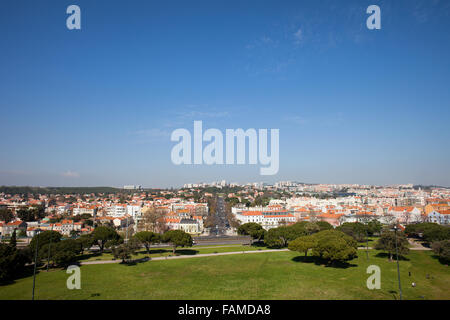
(78, 252), (102, 261)
(138, 249), (167, 255)
(375, 252), (410, 261)
(252, 242), (267, 247)
(430, 254), (450, 265)
(174, 249), (199, 255)
(0, 265), (36, 286)
(291, 255), (357, 269)
(122, 257), (151, 266)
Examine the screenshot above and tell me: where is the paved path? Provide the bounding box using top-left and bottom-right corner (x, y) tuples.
(80, 249), (289, 265)
(80, 244), (432, 266)
(408, 239), (432, 250)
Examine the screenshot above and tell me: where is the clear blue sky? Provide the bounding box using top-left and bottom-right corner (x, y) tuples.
(0, 0), (449, 188)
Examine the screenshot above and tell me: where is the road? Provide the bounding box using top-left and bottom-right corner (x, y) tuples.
(208, 195), (230, 237)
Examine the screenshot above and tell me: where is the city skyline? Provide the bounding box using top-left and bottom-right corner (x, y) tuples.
(1, 0), (450, 188)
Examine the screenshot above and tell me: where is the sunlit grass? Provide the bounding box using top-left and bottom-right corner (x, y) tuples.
(0, 250), (448, 300)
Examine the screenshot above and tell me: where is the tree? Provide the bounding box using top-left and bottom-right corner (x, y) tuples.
(76, 234), (95, 254)
(226, 211), (241, 229)
(375, 230), (409, 261)
(316, 221), (333, 231)
(70, 230), (80, 238)
(10, 229), (17, 248)
(404, 222), (446, 241)
(57, 239), (82, 255)
(336, 222), (367, 242)
(305, 222), (321, 235)
(265, 226), (293, 248)
(40, 239), (82, 268)
(18, 229), (27, 237)
(52, 250), (77, 267)
(237, 223), (266, 241)
(105, 237), (124, 250)
(382, 214), (397, 227)
(0, 243), (30, 283)
(16, 205), (45, 222)
(162, 230), (193, 254)
(289, 221), (309, 239)
(422, 225), (450, 243)
(431, 240), (450, 263)
(92, 226), (120, 253)
(112, 240), (140, 263)
(51, 239), (81, 267)
(367, 220), (382, 236)
(311, 230), (358, 265)
(134, 231), (161, 254)
(0, 208), (14, 223)
(29, 230), (62, 261)
(288, 235), (317, 257)
(204, 213), (217, 229)
(138, 206), (167, 233)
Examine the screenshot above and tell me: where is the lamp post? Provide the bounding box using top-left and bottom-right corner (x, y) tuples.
(365, 227), (369, 260)
(46, 224), (53, 272)
(393, 225), (403, 300)
(32, 228), (41, 300)
(125, 215), (129, 243)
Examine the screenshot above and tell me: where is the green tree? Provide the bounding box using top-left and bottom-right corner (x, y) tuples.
(76, 234), (95, 254)
(112, 240), (140, 263)
(336, 222), (367, 242)
(16, 205), (45, 222)
(422, 225), (450, 243)
(264, 226), (301, 248)
(289, 221), (309, 238)
(237, 223), (266, 241)
(288, 235), (317, 257)
(92, 226), (120, 253)
(311, 230), (358, 265)
(367, 220), (382, 236)
(404, 223), (445, 241)
(10, 229), (17, 248)
(52, 250), (77, 267)
(305, 222), (321, 235)
(316, 221), (333, 231)
(18, 229), (27, 237)
(134, 231), (161, 254)
(431, 240), (450, 263)
(0, 208), (14, 223)
(29, 230), (62, 261)
(0, 244), (30, 283)
(51, 239), (82, 267)
(162, 230), (193, 254)
(375, 231), (410, 261)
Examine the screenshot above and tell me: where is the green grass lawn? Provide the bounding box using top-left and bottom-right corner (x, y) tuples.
(78, 244), (270, 262)
(0, 250), (448, 300)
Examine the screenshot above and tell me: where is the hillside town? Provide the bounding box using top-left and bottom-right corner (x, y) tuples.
(1, 182), (449, 241)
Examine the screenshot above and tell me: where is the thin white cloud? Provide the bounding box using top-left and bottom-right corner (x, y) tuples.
(294, 28), (303, 44)
(61, 170), (80, 178)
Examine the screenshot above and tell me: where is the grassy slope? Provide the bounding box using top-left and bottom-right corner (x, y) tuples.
(0, 250), (448, 300)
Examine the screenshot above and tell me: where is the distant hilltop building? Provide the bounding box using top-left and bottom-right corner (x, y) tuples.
(123, 185), (142, 190)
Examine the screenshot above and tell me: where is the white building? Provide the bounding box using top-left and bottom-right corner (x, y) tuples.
(126, 205), (142, 219)
(234, 210), (296, 230)
(107, 205), (127, 217)
(427, 211), (450, 225)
